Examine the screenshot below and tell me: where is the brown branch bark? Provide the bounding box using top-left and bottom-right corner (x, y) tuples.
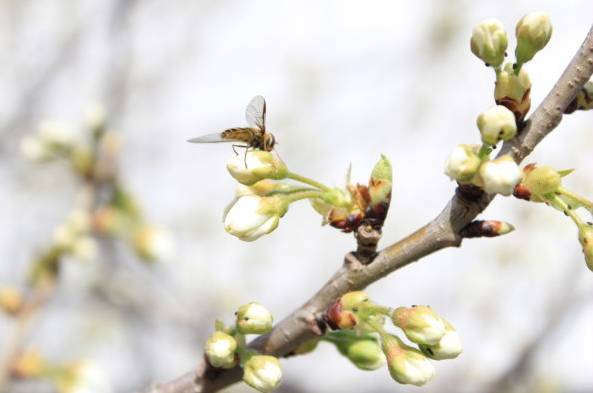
(143, 23), (593, 393)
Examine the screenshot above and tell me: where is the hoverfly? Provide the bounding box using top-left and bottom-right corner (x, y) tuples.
(188, 95), (276, 155)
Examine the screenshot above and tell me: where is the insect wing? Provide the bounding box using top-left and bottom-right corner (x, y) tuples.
(245, 95), (266, 131)
(187, 133), (227, 143)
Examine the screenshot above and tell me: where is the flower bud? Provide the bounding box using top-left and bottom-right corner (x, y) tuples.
(61, 361), (112, 393)
(132, 225), (173, 262)
(0, 286), (24, 316)
(515, 12), (552, 65)
(326, 291), (370, 330)
(382, 334), (435, 386)
(20, 136), (51, 161)
(337, 337), (385, 370)
(470, 18), (508, 67)
(236, 302), (273, 334)
(292, 339), (320, 356)
(224, 195), (288, 241)
(578, 224), (593, 272)
(205, 331), (238, 369)
(521, 164), (561, 198)
(11, 350), (44, 378)
(477, 105), (517, 145)
(495, 63), (532, 123)
(243, 355), (282, 393)
(478, 155), (522, 196)
(320, 187), (352, 209)
(419, 321), (462, 360)
(444, 144), (481, 182)
(227, 151), (288, 186)
(392, 306), (446, 346)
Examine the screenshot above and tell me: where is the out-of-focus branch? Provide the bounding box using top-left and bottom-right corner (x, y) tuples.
(144, 23), (593, 393)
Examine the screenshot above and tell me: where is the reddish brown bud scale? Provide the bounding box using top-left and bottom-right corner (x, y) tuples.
(513, 183), (531, 200)
(325, 299), (358, 330)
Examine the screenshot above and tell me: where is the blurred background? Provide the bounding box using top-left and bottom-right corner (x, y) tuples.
(1, 0), (592, 392)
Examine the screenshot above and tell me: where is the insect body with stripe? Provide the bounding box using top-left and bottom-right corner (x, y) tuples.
(188, 96), (276, 155)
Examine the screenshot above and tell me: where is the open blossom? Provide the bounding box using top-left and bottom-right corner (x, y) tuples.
(392, 306), (446, 346)
(444, 144), (481, 182)
(470, 18), (508, 67)
(477, 105), (517, 145)
(227, 151), (287, 186)
(205, 331), (238, 369)
(243, 355), (282, 393)
(236, 302), (273, 334)
(224, 194), (288, 241)
(382, 334), (434, 386)
(478, 156), (522, 196)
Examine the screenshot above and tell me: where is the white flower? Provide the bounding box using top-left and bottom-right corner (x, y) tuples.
(205, 331), (237, 369)
(479, 155), (522, 196)
(515, 12), (552, 64)
(444, 144), (481, 182)
(470, 18), (508, 67)
(392, 306), (446, 346)
(227, 151), (287, 186)
(243, 355), (282, 393)
(477, 105), (517, 145)
(382, 335), (434, 386)
(420, 321), (462, 360)
(236, 302), (273, 334)
(223, 195), (287, 242)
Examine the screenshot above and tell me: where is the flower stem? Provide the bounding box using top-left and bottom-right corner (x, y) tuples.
(478, 144), (493, 160)
(557, 187), (593, 211)
(286, 172), (332, 192)
(549, 194), (585, 228)
(284, 190), (323, 204)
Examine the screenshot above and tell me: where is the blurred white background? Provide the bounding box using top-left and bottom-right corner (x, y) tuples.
(1, 0), (592, 392)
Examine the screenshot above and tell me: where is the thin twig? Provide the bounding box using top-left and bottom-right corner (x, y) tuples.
(144, 23), (593, 393)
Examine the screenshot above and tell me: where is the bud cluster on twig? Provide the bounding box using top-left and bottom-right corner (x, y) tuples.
(204, 302), (281, 392)
(324, 291), (462, 386)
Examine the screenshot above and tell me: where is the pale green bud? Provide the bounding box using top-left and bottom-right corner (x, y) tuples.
(320, 187), (352, 209)
(337, 338), (385, 370)
(477, 105), (517, 145)
(470, 18), (508, 67)
(419, 321), (462, 360)
(243, 355), (282, 393)
(495, 63), (532, 122)
(236, 302), (273, 334)
(205, 331), (238, 369)
(444, 144), (481, 182)
(341, 291), (370, 310)
(578, 225), (593, 272)
(227, 151), (288, 186)
(392, 306), (446, 346)
(382, 334), (435, 386)
(515, 12), (552, 64)
(522, 165), (562, 196)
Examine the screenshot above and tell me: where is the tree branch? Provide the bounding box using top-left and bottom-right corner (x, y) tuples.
(143, 23), (593, 393)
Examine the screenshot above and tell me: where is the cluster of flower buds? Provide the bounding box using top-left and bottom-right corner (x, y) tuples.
(11, 350), (112, 393)
(445, 12), (555, 196)
(471, 12), (552, 123)
(325, 292), (461, 386)
(512, 164), (593, 271)
(21, 110), (172, 265)
(224, 151), (392, 241)
(204, 302), (282, 392)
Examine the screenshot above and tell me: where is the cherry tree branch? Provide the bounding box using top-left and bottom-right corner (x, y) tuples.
(142, 23), (593, 393)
